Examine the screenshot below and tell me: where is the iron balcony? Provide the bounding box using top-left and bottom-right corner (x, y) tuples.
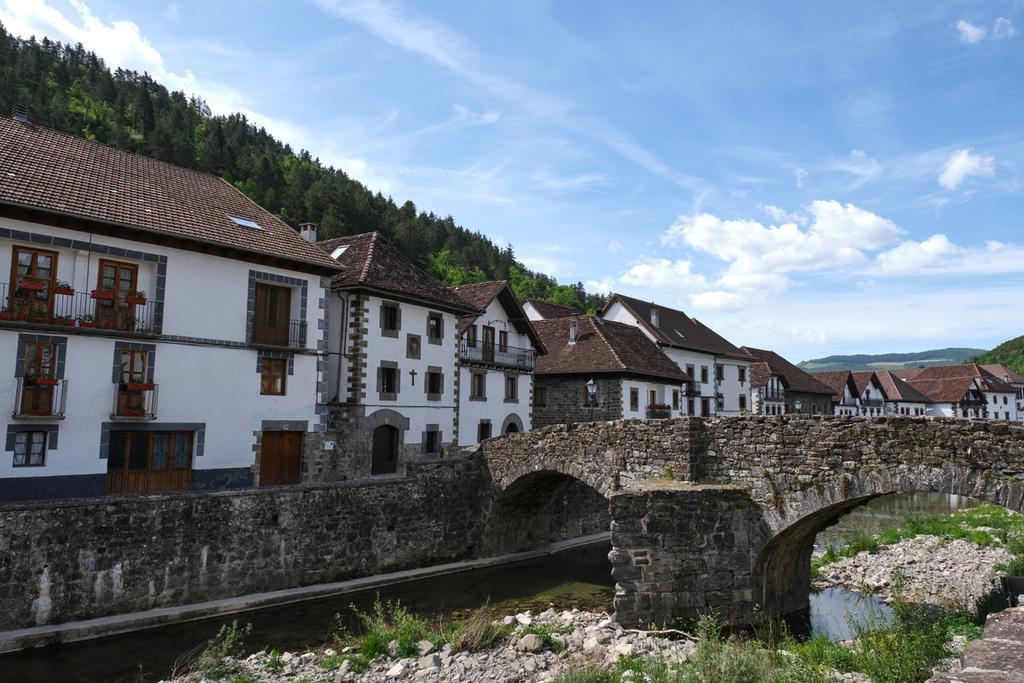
(460, 340), (535, 370)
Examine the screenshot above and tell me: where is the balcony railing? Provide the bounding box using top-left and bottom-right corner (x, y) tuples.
(861, 398), (884, 407)
(13, 377), (67, 419)
(957, 399), (987, 410)
(646, 405), (672, 419)
(111, 383), (159, 420)
(460, 340), (535, 370)
(682, 381), (701, 397)
(0, 282), (156, 334)
(763, 388), (786, 401)
(840, 397), (859, 406)
(251, 317), (306, 349)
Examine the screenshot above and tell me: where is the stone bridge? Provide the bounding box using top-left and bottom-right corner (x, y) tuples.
(478, 416), (1024, 628)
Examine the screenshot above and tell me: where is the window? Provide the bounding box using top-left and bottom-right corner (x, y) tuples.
(20, 340), (58, 416)
(10, 246), (57, 319)
(715, 365), (724, 382)
(406, 334), (421, 359)
(253, 283), (291, 345)
(701, 397), (710, 416)
(467, 325), (477, 347)
(716, 395), (724, 411)
(117, 349), (152, 416)
(470, 372), (486, 399)
(426, 368), (443, 399)
(477, 421), (492, 441)
(261, 357), (287, 395)
(1004, 396), (1008, 405)
(738, 367), (746, 383)
(380, 302), (400, 337)
(12, 431), (46, 466)
(424, 429), (440, 455)
(686, 364), (695, 381)
(534, 386), (548, 407)
(379, 364), (398, 399)
(672, 390), (680, 410)
(427, 312), (443, 344)
(700, 366), (709, 384)
(505, 375), (518, 401)
(687, 398), (695, 415)
(498, 330), (508, 352)
(630, 387), (639, 411)
(648, 389), (657, 406)
(739, 395), (747, 412)
(107, 431), (193, 494)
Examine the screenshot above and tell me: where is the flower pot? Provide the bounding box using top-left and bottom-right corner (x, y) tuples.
(17, 280), (45, 292)
(54, 287), (75, 296)
(121, 409), (146, 417)
(31, 409), (52, 416)
(125, 295), (147, 305)
(56, 318), (75, 326)
(126, 383), (155, 392)
(0, 312), (12, 321)
(90, 290), (115, 301)
(78, 321), (97, 328)
(36, 377), (58, 386)
(15, 313), (29, 321)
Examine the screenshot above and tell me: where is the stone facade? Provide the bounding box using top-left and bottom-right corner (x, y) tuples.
(533, 376), (623, 427)
(784, 390), (833, 415)
(0, 458), (482, 631)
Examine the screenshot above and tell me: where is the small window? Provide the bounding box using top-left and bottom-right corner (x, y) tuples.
(470, 372), (486, 399)
(261, 358), (287, 395)
(715, 365), (724, 382)
(330, 245), (348, 259)
(427, 312), (444, 344)
(380, 365), (398, 397)
(534, 386), (548, 407)
(505, 375), (518, 401)
(13, 431), (46, 467)
(648, 389), (657, 406)
(739, 395), (747, 411)
(738, 367), (746, 383)
(499, 330), (508, 352)
(700, 366), (709, 384)
(426, 369), (443, 399)
(687, 398), (695, 415)
(406, 334), (421, 359)
(701, 397), (710, 415)
(630, 387), (639, 411)
(228, 215), (261, 230)
(424, 429), (440, 455)
(672, 390), (680, 410)
(467, 325), (477, 347)
(686, 364), (695, 380)
(380, 303), (400, 336)
(477, 421), (492, 441)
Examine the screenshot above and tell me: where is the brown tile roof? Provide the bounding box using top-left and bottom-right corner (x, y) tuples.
(905, 363), (1015, 402)
(850, 371), (881, 397)
(905, 375), (977, 403)
(981, 364), (1024, 385)
(523, 299), (580, 319)
(872, 370), (932, 403)
(0, 116), (341, 272)
(533, 316), (688, 382)
(604, 293), (749, 360)
(809, 370), (854, 403)
(449, 281), (545, 351)
(749, 361), (773, 388)
(318, 232), (474, 313)
(893, 368), (925, 379)
(740, 347), (834, 395)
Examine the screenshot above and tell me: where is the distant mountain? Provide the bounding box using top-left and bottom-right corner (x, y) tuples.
(975, 336), (1024, 374)
(798, 348), (987, 372)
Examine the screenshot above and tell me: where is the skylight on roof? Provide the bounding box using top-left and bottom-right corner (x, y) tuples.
(331, 245), (349, 259)
(228, 215), (261, 230)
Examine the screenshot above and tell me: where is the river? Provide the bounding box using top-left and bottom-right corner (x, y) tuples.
(0, 492), (976, 681)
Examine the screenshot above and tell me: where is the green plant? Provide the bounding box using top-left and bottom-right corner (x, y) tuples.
(441, 605), (513, 652)
(190, 620), (252, 679)
(552, 667), (614, 683)
(265, 648), (284, 673)
(518, 623), (572, 652)
(350, 597), (432, 659)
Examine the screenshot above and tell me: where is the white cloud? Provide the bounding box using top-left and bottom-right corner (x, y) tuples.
(826, 149), (883, 188)
(758, 204), (800, 224)
(874, 234), (1024, 275)
(689, 290), (744, 310)
(608, 240), (622, 252)
(956, 17), (1016, 43)
(585, 279), (614, 295)
(794, 168), (808, 188)
(618, 258), (709, 290)
(938, 148), (995, 189)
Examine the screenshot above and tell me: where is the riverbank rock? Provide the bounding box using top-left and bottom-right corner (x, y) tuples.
(814, 535), (1010, 611)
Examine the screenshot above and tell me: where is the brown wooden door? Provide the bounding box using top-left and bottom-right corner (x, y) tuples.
(260, 431), (302, 486)
(371, 425), (398, 475)
(107, 431), (192, 495)
(96, 259), (138, 330)
(20, 341), (56, 415)
(11, 246), (56, 319)
(482, 326), (495, 363)
(253, 284), (291, 346)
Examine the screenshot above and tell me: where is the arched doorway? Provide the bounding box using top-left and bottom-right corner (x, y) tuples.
(505, 423), (519, 435)
(501, 413), (524, 436)
(371, 425), (399, 475)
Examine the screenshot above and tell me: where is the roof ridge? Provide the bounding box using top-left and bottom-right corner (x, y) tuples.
(590, 317), (629, 372)
(359, 231), (380, 284)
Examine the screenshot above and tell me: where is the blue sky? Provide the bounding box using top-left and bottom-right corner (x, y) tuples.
(3, 0), (1023, 362)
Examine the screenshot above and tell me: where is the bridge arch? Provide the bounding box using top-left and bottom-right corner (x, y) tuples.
(752, 463), (1024, 617)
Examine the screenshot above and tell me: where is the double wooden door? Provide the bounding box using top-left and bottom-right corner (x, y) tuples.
(253, 284), (291, 346)
(260, 431), (302, 486)
(107, 431), (193, 495)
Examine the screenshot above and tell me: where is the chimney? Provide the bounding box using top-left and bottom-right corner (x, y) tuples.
(11, 105), (29, 124)
(299, 222), (318, 242)
(650, 306), (660, 327)
(568, 314), (580, 344)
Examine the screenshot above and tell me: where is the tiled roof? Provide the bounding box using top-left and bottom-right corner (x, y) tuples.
(0, 116), (341, 272)
(906, 363), (1015, 393)
(981, 364), (1024, 385)
(318, 232), (475, 313)
(850, 371), (881, 397)
(872, 370), (932, 403)
(604, 293), (749, 360)
(749, 361), (774, 388)
(533, 316), (688, 382)
(523, 299), (580, 319)
(893, 368), (925, 380)
(740, 347), (834, 395)
(449, 280), (545, 351)
(905, 375), (978, 403)
(809, 370), (854, 403)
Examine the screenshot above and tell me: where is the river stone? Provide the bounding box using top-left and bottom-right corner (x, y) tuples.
(416, 639), (435, 656)
(386, 639), (399, 656)
(418, 653), (441, 670)
(517, 633), (544, 652)
(385, 662), (406, 678)
(515, 613), (532, 626)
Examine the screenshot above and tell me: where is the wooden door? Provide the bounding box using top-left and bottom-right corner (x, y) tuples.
(371, 425), (398, 475)
(260, 431), (302, 486)
(11, 246), (56, 319)
(253, 284), (291, 346)
(20, 341), (56, 415)
(96, 259), (138, 330)
(106, 431), (192, 495)
(482, 326), (495, 363)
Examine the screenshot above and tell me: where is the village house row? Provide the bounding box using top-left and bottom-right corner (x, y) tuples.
(0, 114), (1021, 503)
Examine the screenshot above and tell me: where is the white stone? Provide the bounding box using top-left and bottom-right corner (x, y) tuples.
(386, 662), (406, 678)
(516, 633), (544, 652)
(515, 613), (533, 626)
(418, 653), (441, 670)
(416, 640), (435, 656)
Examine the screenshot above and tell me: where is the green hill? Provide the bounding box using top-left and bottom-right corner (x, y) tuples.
(798, 347), (986, 372)
(0, 25), (604, 313)
(975, 336), (1024, 374)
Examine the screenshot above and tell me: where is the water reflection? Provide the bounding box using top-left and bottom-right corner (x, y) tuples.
(808, 587), (893, 641)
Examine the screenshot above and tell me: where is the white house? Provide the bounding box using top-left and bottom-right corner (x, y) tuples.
(522, 299), (580, 322)
(871, 370), (930, 417)
(980, 364), (1024, 420)
(319, 232), (477, 477)
(531, 316), (690, 427)
(601, 294), (750, 416)
(903, 364), (1021, 421)
(741, 346), (833, 415)
(0, 115), (339, 503)
(449, 281), (544, 445)
(810, 371), (863, 416)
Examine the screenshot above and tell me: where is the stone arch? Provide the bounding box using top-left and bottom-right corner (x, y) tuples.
(501, 413), (524, 435)
(751, 463), (1024, 618)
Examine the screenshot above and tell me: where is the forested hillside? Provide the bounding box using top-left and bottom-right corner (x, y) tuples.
(975, 336), (1024, 374)
(0, 25), (603, 312)
(798, 347), (986, 372)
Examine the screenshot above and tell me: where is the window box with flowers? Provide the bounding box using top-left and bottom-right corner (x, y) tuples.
(16, 279), (46, 292)
(124, 290), (148, 305)
(90, 287), (115, 301)
(77, 314), (97, 328)
(646, 403), (673, 419)
(34, 377), (58, 386)
(54, 280), (75, 296)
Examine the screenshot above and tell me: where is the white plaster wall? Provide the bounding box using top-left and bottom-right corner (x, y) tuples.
(620, 378), (685, 419)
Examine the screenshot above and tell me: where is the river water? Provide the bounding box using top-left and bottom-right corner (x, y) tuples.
(0, 493), (977, 681)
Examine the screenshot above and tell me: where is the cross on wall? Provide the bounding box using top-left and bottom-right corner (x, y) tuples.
(409, 369), (417, 386)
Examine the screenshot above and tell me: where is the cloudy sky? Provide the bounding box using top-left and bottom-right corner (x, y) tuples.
(3, 0), (1023, 361)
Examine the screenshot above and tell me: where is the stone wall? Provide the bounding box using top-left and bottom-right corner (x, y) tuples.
(549, 479), (610, 543)
(0, 458), (483, 631)
(533, 376), (623, 428)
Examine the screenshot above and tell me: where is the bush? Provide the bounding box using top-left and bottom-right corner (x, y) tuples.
(189, 620), (252, 679)
(350, 597), (432, 659)
(441, 606), (512, 653)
